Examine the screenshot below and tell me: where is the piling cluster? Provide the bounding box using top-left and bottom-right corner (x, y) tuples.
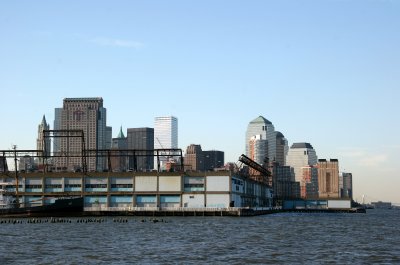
(0, 217), (169, 224)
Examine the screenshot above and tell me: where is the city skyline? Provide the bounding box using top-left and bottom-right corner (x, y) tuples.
(0, 1), (399, 203)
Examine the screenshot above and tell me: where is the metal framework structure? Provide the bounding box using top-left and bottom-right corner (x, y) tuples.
(238, 154), (272, 186)
(0, 130), (184, 173)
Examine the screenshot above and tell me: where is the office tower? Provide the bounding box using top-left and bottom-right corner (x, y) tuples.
(275, 131), (288, 166)
(286, 143), (318, 198)
(246, 116), (276, 164)
(248, 135), (268, 166)
(271, 163), (300, 200)
(54, 97), (108, 171)
(301, 165), (319, 198)
(106, 126), (112, 149)
(286, 143), (318, 182)
(317, 159), (340, 198)
(37, 115), (50, 157)
(154, 116), (178, 170)
(110, 126), (128, 172)
(127, 127), (154, 171)
(339, 172), (353, 199)
(203, 150), (224, 171)
(184, 144), (203, 171)
(53, 108), (62, 154)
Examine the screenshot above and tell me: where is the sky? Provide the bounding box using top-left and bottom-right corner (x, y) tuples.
(0, 0), (399, 203)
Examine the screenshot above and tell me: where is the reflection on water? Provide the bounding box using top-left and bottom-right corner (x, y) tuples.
(0, 210), (399, 264)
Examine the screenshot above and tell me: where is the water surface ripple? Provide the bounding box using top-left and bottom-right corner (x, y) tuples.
(0, 209), (399, 264)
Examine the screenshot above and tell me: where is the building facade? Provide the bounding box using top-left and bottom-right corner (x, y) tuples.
(286, 143), (318, 182)
(127, 127), (154, 171)
(301, 165), (319, 198)
(110, 126), (128, 172)
(317, 159), (340, 199)
(339, 172), (353, 199)
(248, 135), (268, 167)
(245, 116), (276, 164)
(203, 150), (224, 171)
(36, 115), (51, 158)
(0, 171), (273, 209)
(275, 131), (288, 166)
(154, 116), (178, 170)
(184, 144), (203, 171)
(54, 97), (109, 171)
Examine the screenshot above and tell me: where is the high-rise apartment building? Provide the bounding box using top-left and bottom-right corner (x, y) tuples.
(37, 115), (50, 157)
(54, 97), (109, 171)
(317, 159), (340, 199)
(127, 127), (154, 171)
(154, 116), (178, 170)
(246, 116), (276, 164)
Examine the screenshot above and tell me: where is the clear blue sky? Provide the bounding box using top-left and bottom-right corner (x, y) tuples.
(1, 1), (399, 203)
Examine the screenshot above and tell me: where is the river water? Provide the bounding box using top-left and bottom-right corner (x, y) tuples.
(0, 209), (399, 264)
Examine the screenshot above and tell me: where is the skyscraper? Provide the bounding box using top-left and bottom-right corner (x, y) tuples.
(127, 127), (154, 171)
(203, 150), (224, 171)
(317, 159), (340, 198)
(110, 126), (128, 172)
(275, 131), (288, 166)
(37, 115), (50, 157)
(286, 142), (318, 198)
(184, 144), (203, 171)
(286, 143), (318, 182)
(339, 172), (353, 199)
(154, 116), (178, 170)
(245, 116), (276, 164)
(248, 135), (268, 166)
(54, 97), (109, 171)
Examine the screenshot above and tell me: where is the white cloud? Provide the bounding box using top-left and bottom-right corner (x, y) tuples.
(90, 37), (144, 49)
(358, 154), (388, 167)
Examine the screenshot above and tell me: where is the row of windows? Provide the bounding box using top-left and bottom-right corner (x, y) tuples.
(111, 184), (133, 188)
(85, 184), (107, 188)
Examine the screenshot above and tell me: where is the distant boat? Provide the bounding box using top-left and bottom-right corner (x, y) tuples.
(0, 184), (83, 217)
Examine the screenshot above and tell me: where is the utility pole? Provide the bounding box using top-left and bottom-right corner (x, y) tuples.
(13, 145), (20, 208)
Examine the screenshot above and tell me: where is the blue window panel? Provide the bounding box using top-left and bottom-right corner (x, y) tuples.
(136, 195), (156, 203)
(25, 188), (43, 193)
(184, 187), (204, 192)
(85, 188), (107, 192)
(84, 196), (107, 204)
(160, 195), (180, 203)
(45, 188), (63, 193)
(110, 196), (133, 203)
(65, 187), (82, 192)
(110, 187), (133, 192)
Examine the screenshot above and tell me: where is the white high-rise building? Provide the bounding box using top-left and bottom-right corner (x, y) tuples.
(248, 135), (268, 166)
(286, 143), (318, 183)
(245, 116), (276, 164)
(154, 116), (178, 169)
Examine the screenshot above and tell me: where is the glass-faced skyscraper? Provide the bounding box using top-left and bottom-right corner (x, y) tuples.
(154, 116), (178, 169)
(245, 116), (276, 165)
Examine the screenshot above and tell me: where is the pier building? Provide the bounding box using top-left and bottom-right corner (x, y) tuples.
(0, 171), (273, 212)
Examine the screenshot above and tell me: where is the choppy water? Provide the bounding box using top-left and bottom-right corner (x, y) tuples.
(0, 209), (399, 264)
